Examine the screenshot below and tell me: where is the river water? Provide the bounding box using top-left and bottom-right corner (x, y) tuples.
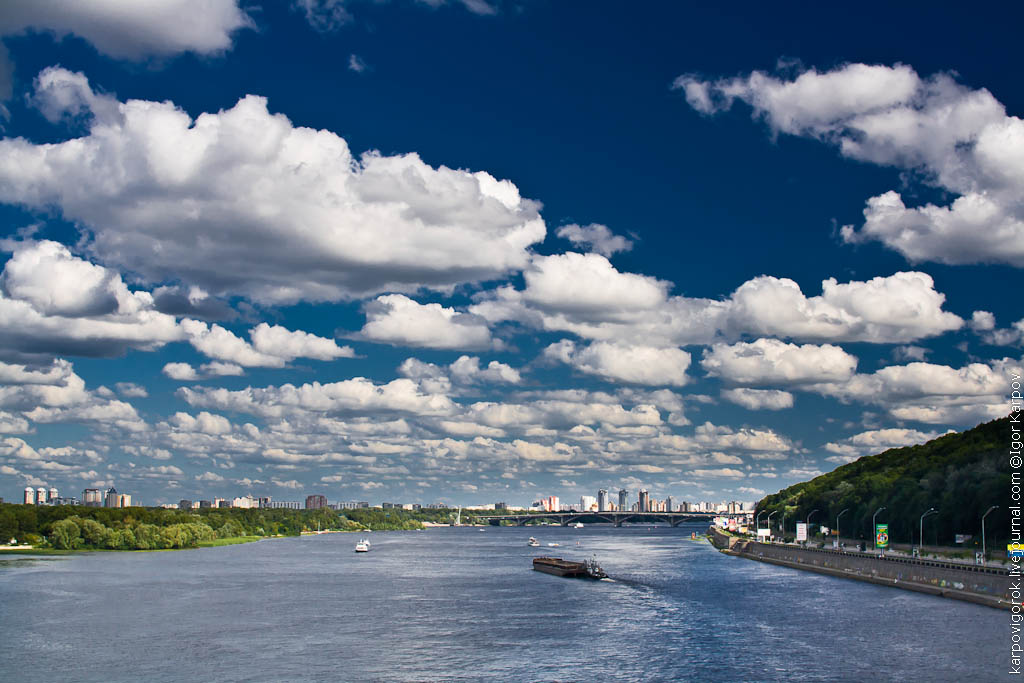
(0, 525), (1003, 681)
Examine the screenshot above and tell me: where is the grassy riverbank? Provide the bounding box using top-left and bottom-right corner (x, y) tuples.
(196, 535), (263, 548)
(0, 535), (265, 555)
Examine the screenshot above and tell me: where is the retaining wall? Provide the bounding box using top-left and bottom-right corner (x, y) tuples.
(708, 527), (1012, 609)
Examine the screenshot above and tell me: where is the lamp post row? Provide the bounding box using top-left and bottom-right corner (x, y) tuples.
(755, 505), (998, 562)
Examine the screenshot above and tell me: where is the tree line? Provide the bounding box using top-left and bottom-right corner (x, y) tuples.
(755, 416), (1011, 549)
(0, 503), (473, 550)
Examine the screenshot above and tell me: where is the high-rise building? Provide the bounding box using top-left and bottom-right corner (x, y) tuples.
(119, 494), (131, 508)
(305, 494), (328, 509)
(105, 487), (120, 508)
(36, 487), (47, 505)
(179, 499), (192, 511)
(597, 489), (608, 512)
(638, 489), (649, 512)
(665, 496), (674, 512)
(258, 497), (272, 508)
(580, 495), (596, 512)
(48, 487), (58, 503)
(618, 489), (628, 511)
(23, 487), (35, 505)
(83, 488), (102, 507)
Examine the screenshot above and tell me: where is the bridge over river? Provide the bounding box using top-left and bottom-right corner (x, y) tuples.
(473, 511), (727, 527)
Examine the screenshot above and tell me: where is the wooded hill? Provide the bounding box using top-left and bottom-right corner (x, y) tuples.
(756, 416), (1011, 547)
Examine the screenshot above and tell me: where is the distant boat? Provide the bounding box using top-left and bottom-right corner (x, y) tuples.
(547, 542), (560, 547)
(572, 522), (584, 528)
(528, 537), (540, 547)
(355, 539), (370, 553)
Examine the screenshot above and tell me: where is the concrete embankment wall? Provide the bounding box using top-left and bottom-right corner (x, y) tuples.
(708, 527), (1011, 609)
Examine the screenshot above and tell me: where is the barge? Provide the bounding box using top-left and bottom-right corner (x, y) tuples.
(532, 556), (607, 579)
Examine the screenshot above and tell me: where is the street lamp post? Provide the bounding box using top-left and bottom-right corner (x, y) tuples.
(919, 508), (938, 557)
(806, 509), (819, 544)
(982, 505), (999, 565)
(755, 511), (763, 537)
(781, 512), (786, 540)
(766, 511), (777, 542)
(872, 506), (886, 552)
(836, 509), (849, 550)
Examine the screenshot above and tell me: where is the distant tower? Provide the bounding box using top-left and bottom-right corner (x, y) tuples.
(36, 487), (47, 505)
(83, 488), (102, 507)
(639, 489), (649, 513)
(665, 496), (674, 513)
(48, 487), (58, 503)
(618, 489), (628, 511)
(24, 487), (35, 505)
(597, 489), (608, 512)
(105, 486), (120, 508)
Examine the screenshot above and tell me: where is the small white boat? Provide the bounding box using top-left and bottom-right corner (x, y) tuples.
(528, 537), (540, 547)
(572, 522), (584, 529)
(354, 539), (370, 553)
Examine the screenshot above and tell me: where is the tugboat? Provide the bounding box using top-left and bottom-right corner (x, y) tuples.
(527, 537), (540, 547)
(354, 539), (370, 552)
(532, 556), (607, 579)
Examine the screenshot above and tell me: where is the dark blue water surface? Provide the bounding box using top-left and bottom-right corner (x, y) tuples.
(0, 525), (1003, 681)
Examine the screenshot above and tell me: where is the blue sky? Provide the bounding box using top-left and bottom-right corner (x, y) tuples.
(0, 1), (1021, 507)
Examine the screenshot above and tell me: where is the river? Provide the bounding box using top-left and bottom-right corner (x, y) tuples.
(0, 524), (1003, 681)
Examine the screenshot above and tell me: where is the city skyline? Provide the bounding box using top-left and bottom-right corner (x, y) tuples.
(0, 3), (1021, 506)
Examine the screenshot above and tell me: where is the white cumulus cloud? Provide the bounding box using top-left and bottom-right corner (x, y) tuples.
(0, 70), (545, 303)
(702, 339), (857, 385)
(357, 294), (495, 350)
(545, 340), (691, 387)
(677, 62), (1024, 268)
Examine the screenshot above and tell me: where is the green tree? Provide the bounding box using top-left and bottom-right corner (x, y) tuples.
(78, 518), (107, 547)
(49, 518), (82, 550)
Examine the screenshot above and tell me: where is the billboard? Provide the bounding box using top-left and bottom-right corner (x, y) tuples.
(875, 524), (889, 549)
(795, 522), (807, 541)
(757, 528), (771, 538)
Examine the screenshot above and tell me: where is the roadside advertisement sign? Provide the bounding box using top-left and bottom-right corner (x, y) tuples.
(795, 522), (807, 541)
(757, 528), (770, 538)
(875, 524), (889, 549)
